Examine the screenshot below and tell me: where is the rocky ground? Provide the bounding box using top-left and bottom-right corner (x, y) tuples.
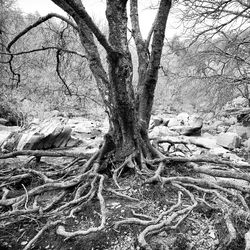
(1, 97), (250, 249)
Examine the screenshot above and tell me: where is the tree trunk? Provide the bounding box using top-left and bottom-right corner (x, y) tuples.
(50, 0), (171, 161)
(105, 0), (140, 158)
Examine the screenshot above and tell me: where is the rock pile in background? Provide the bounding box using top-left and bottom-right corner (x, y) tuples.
(149, 97), (250, 163)
(0, 117), (79, 152)
(1, 96), (250, 164)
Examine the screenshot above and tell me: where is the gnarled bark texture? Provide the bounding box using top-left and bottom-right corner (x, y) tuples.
(51, 0), (172, 160)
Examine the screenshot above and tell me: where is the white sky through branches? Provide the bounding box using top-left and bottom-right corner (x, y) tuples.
(16, 0), (181, 39)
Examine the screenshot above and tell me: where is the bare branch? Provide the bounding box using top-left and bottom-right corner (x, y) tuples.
(7, 13), (78, 51)
(51, 0), (114, 55)
(56, 49), (72, 95)
(0, 46), (87, 58)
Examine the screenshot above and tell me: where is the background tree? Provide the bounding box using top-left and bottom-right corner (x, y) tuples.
(165, 0), (250, 111)
(0, 7), (101, 121)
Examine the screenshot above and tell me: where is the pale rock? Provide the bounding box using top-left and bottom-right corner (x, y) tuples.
(202, 132), (213, 138)
(175, 144), (190, 153)
(101, 116), (109, 133)
(211, 120), (224, 130)
(223, 152), (245, 163)
(232, 96), (248, 107)
(216, 132), (241, 149)
(160, 142), (171, 152)
(176, 112), (189, 125)
(68, 117), (96, 134)
(217, 125), (228, 133)
(192, 148), (205, 155)
(51, 110), (60, 117)
(167, 117), (180, 127)
(188, 115), (203, 127)
(170, 151), (186, 157)
(209, 146), (229, 156)
(190, 136), (217, 149)
(0, 131), (11, 149)
(243, 138), (250, 151)
(225, 116), (237, 126)
(149, 126), (179, 138)
(228, 125), (250, 139)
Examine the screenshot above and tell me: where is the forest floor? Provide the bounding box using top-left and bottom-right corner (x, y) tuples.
(0, 151), (248, 250)
(1, 112), (250, 250)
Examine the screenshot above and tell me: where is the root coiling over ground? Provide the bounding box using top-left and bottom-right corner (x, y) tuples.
(1, 136), (250, 249)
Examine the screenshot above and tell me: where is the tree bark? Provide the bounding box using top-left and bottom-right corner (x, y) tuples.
(50, 0), (172, 160)
(105, 0), (140, 157)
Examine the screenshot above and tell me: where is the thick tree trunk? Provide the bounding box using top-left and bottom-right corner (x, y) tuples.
(105, 0), (141, 158)
(50, 0), (171, 160)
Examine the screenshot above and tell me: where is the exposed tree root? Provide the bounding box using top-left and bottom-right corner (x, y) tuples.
(56, 174), (106, 238)
(0, 149), (92, 159)
(23, 220), (61, 250)
(2, 137), (250, 249)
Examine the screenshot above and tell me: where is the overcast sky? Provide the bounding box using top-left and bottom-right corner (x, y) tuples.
(16, 0), (181, 38)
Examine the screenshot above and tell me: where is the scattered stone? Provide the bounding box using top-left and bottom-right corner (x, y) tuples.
(176, 112), (189, 125)
(209, 146), (229, 156)
(190, 136), (217, 149)
(149, 126), (179, 138)
(232, 96), (248, 107)
(167, 117), (180, 127)
(211, 120), (224, 130)
(216, 132), (241, 149)
(228, 125), (250, 139)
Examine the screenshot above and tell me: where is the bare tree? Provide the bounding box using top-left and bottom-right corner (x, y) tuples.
(27, 0), (171, 160)
(167, 0), (250, 110)
(4, 2), (250, 249)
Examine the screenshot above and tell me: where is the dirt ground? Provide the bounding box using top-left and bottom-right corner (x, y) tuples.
(0, 155), (248, 250)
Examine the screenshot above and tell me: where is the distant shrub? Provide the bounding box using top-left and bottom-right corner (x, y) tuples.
(0, 100), (26, 126)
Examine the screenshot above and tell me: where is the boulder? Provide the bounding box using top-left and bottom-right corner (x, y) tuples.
(202, 132), (213, 138)
(149, 126), (179, 138)
(217, 125), (228, 133)
(216, 132), (241, 149)
(1, 117), (78, 151)
(176, 112), (189, 125)
(0, 131), (12, 149)
(189, 137), (217, 149)
(232, 96), (248, 107)
(182, 116), (203, 136)
(211, 120), (224, 130)
(209, 146), (229, 156)
(228, 125), (250, 139)
(243, 138), (250, 151)
(224, 116), (237, 126)
(167, 117), (180, 127)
